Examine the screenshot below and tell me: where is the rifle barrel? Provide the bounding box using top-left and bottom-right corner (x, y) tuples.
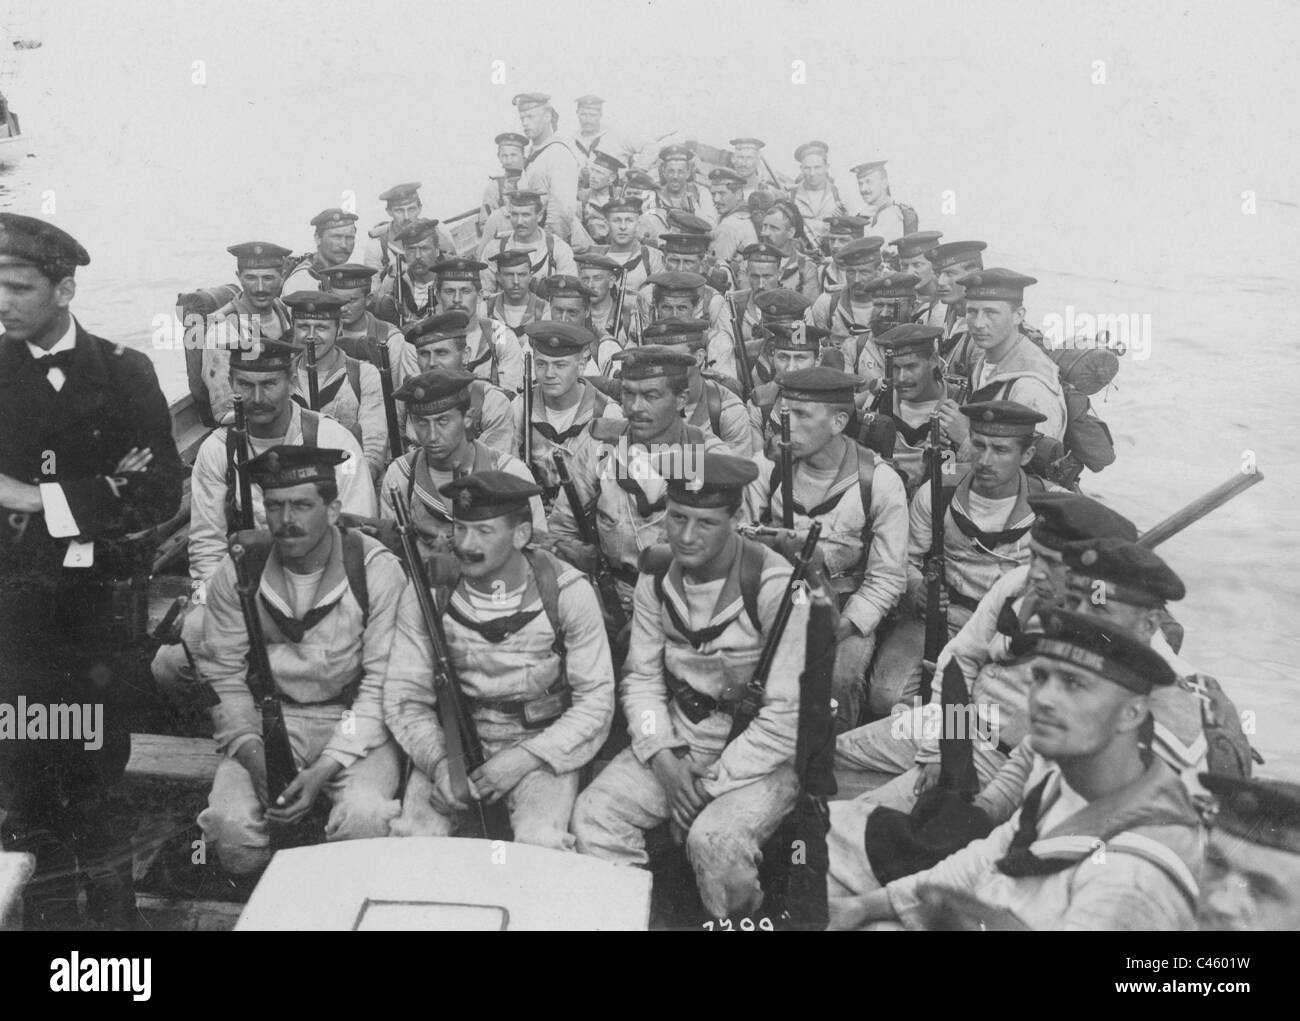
(611, 269), (628, 344)
(522, 353), (534, 466)
(305, 338), (320, 410)
(920, 412), (947, 703)
(726, 294), (753, 399)
(230, 543), (299, 803)
(232, 394), (254, 531)
(552, 451), (627, 631)
(374, 340), (404, 459)
(730, 523), (822, 743)
(553, 450), (594, 545)
(392, 252), (405, 322)
(779, 406), (794, 529)
(753, 523), (821, 683)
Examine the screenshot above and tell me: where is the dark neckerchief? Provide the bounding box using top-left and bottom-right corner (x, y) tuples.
(611, 424), (692, 518)
(446, 599), (542, 643)
(261, 591), (344, 644)
(655, 534), (752, 648)
(885, 398), (932, 448)
(948, 478), (1034, 549)
(995, 777), (1058, 876)
(532, 389), (591, 444)
(765, 437), (856, 520)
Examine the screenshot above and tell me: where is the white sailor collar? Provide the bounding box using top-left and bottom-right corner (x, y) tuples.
(258, 526), (350, 621)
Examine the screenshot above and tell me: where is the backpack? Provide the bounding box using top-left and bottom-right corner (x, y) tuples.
(337, 315), (392, 364)
(229, 526), (375, 626)
(697, 375), (729, 437)
(972, 375), (1117, 479)
(1182, 673), (1258, 779)
(896, 203), (919, 236)
(1022, 329), (1120, 475)
(463, 315), (509, 387)
(587, 374), (624, 403)
(282, 251), (321, 283)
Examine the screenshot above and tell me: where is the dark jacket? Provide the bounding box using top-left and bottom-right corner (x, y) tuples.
(0, 323), (183, 667)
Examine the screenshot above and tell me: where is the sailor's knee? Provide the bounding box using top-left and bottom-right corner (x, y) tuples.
(389, 807), (455, 838)
(572, 783), (619, 851)
(390, 775), (455, 837)
(511, 815), (574, 851)
(196, 799), (268, 875)
(326, 789), (399, 842)
(687, 821), (760, 916)
(150, 642), (191, 689)
(571, 792), (599, 842)
(685, 813), (749, 874)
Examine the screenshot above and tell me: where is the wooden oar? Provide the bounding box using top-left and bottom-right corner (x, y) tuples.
(1137, 468), (1264, 548)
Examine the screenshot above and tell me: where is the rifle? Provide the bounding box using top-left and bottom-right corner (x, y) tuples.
(392, 250), (406, 324)
(779, 406), (795, 529)
(759, 155), (784, 191)
(521, 352), (537, 476)
(230, 539), (314, 848)
(610, 268), (628, 344)
(768, 589), (837, 930)
(919, 412), (947, 704)
(552, 450), (629, 642)
(374, 337), (404, 459)
(943, 374), (970, 405)
(226, 394), (255, 532)
(304, 336), (320, 410)
(724, 292), (753, 400)
(727, 522), (822, 743)
(870, 349), (895, 413)
(389, 488), (513, 841)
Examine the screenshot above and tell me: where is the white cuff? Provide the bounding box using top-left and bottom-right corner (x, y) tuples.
(39, 482), (79, 537)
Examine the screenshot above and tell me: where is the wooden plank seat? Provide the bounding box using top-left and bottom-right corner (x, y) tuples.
(126, 733), (221, 785)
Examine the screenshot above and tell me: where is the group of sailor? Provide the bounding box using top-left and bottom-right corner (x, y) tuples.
(0, 88), (1291, 932)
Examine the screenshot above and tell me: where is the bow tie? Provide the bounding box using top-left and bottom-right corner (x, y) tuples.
(35, 350), (76, 373)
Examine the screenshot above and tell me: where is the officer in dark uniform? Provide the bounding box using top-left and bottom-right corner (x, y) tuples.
(0, 214), (184, 928)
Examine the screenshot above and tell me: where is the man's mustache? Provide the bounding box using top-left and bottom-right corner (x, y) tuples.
(453, 546), (485, 563)
(273, 526), (308, 539)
